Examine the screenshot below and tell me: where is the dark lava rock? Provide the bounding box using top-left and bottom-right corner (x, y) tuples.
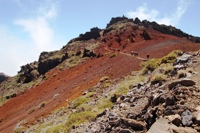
(82, 48), (96, 58)
(18, 62), (39, 83)
(106, 16), (130, 28)
(75, 27), (101, 41)
(140, 30), (151, 40)
(168, 78), (195, 90)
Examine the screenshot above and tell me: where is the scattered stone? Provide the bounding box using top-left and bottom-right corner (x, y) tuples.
(181, 110), (193, 126)
(172, 127), (198, 133)
(176, 54), (192, 64)
(193, 111), (200, 125)
(120, 103), (128, 108)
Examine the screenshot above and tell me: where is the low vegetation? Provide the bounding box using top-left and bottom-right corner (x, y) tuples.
(150, 73), (167, 84)
(141, 50), (181, 74)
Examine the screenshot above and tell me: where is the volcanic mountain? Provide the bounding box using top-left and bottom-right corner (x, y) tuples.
(0, 16), (200, 133)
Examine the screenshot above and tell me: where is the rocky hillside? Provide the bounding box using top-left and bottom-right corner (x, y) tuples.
(69, 50), (200, 133)
(0, 16), (200, 133)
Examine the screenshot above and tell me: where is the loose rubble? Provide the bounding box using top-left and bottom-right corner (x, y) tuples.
(70, 51), (200, 133)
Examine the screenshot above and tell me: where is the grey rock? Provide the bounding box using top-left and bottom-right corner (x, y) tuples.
(181, 110), (193, 126)
(176, 54), (192, 64)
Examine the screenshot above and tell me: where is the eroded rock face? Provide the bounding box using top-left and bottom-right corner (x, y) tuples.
(74, 27), (101, 41)
(18, 51), (69, 83)
(18, 62), (39, 83)
(132, 17), (200, 43)
(140, 30), (151, 40)
(106, 16), (130, 28)
(38, 51), (68, 75)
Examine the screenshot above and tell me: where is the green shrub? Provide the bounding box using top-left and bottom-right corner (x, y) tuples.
(162, 64), (174, 74)
(39, 101), (46, 109)
(73, 97), (88, 109)
(28, 107), (35, 114)
(109, 53), (117, 58)
(141, 59), (160, 73)
(64, 111), (96, 132)
(151, 73), (167, 84)
(160, 50), (181, 63)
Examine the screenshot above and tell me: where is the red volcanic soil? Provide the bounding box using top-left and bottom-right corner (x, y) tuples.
(0, 27), (200, 132)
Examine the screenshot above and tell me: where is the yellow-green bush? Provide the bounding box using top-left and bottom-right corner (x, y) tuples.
(160, 50), (181, 64)
(73, 97), (88, 109)
(150, 73), (167, 84)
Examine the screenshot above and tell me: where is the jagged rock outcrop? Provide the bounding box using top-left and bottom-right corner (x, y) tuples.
(73, 27), (101, 42)
(0, 73), (9, 83)
(82, 48), (96, 58)
(18, 51), (69, 83)
(133, 18), (200, 43)
(140, 30), (151, 40)
(106, 16), (132, 28)
(18, 62), (39, 83)
(38, 52), (68, 75)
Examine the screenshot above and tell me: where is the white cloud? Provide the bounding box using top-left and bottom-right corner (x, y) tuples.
(127, 0), (190, 26)
(15, 1), (58, 51)
(0, 1), (65, 76)
(0, 25), (33, 76)
(15, 17), (55, 51)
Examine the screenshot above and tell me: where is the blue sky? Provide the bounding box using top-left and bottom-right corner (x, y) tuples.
(0, 0), (199, 76)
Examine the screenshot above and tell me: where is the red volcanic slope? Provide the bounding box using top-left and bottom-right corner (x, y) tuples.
(0, 22), (200, 133)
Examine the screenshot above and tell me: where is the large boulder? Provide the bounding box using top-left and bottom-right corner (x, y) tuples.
(147, 117), (198, 133)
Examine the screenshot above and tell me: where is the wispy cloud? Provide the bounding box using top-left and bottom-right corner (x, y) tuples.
(127, 0), (190, 26)
(15, 1), (57, 51)
(0, 0), (64, 76)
